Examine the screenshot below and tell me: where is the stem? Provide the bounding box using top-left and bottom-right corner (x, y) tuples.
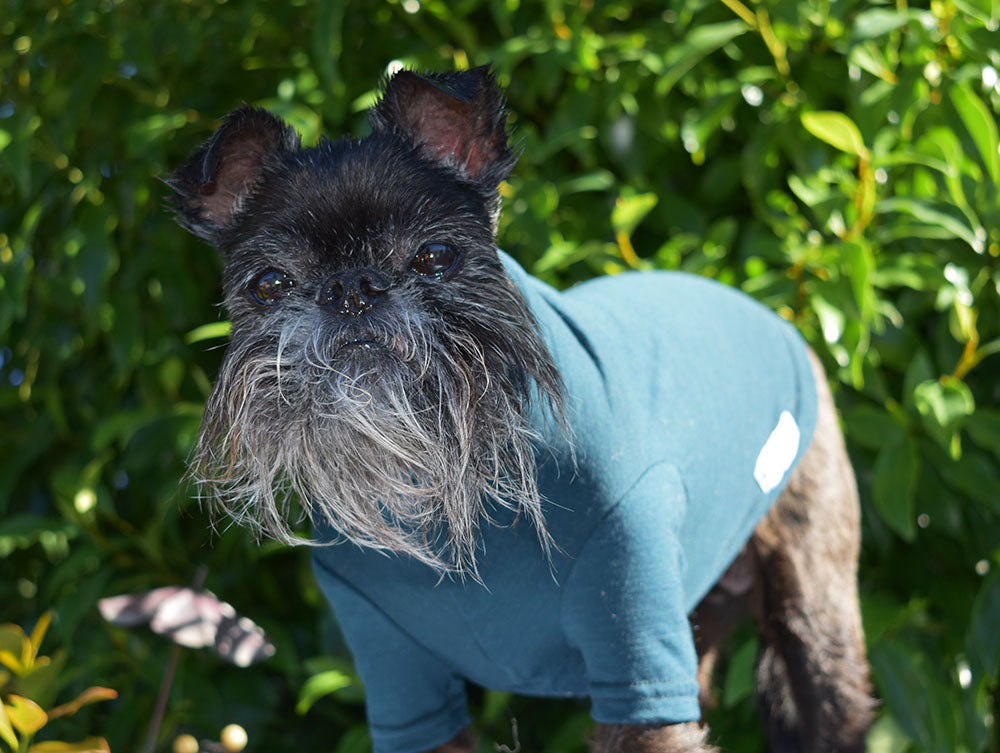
(142, 566), (209, 753)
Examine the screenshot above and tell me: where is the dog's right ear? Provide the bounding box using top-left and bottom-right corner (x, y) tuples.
(167, 107), (300, 243)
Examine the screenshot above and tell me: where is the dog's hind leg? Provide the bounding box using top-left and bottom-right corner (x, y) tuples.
(750, 350), (874, 753)
(591, 721), (718, 753)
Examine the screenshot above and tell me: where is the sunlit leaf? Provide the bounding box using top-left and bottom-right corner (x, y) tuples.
(913, 378), (975, 458)
(655, 21), (748, 95)
(185, 321), (232, 344)
(852, 8), (928, 39)
(877, 198), (982, 251)
(0, 701), (19, 751)
(801, 112), (870, 159)
(27, 612), (52, 669)
(296, 669), (353, 715)
(949, 83), (1000, 184)
(5, 695), (47, 736)
(0, 649), (24, 675)
(28, 738), (111, 753)
(611, 191), (658, 237)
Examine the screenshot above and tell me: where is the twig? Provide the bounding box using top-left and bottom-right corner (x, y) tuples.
(142, 566), (209, 753)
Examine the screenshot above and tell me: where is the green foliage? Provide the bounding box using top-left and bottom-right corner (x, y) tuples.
(1, 0), (998, 752)
(0, 612), (116, 753)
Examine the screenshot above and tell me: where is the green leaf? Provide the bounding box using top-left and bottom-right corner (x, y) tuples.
(849, 42), (897, 83)
(5, 695), (47, 736)
(842, 241), (875, 320)
(877, 198), (982, 251)
(18, 650), (69, 709)
(478, 690), (513, 725)
(966, 409), (1000, 459)
(801, 111), (870, 159)
(968, 571), (1000, 680)
(870, 642), (957, 753)
(866, 713), (915, 753)
(185, 320), (232, 344)
(295, 669), (354, 715)
(845, 404), (905, 450)
(950, 83), (1000, 184)
(611, 191), (658, 237)
(721, 634), (758, 707)
(852, 8), (928, 39)
(655, 21), (748, 95)
(558, 170), (615, 195)
(941, 450), (1000, 511)
(332, 726), (371, 753)
(913, 378), (975, 458)
(872, 436), (919, 540)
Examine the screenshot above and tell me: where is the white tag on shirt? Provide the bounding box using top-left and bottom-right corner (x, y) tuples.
(754, 411), (800, 494)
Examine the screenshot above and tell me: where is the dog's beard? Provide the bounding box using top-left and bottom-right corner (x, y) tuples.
(190, 294), (563, 576)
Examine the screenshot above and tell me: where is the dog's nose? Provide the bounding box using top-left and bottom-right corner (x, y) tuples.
(317, 268), (391, 316)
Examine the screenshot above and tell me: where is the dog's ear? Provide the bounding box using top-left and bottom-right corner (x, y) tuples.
(167, 106), (300, 243)
(370, 66), (516, 189)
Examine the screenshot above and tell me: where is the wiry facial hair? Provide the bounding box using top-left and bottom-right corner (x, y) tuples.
(189, 282), (565, 577)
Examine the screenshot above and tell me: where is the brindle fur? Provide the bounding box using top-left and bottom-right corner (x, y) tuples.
(428, 350), (874, 753)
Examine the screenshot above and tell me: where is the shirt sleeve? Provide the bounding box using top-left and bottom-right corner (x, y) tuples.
(312, 554), (471, 753)
(560, 461), (701, 726)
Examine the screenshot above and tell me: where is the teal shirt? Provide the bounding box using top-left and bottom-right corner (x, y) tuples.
(312, 253), (818, 753)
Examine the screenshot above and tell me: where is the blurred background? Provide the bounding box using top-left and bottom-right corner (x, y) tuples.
(1, 1), (999, 751)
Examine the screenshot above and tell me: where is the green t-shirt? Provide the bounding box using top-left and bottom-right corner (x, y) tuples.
(312, 252), (818, 753)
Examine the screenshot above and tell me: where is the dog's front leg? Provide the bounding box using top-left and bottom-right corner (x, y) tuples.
(591, 722), (718, 753)
(425, 727), (476, 753)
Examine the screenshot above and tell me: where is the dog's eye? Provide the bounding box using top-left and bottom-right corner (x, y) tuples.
(410, 243), (460, 278)
(250, 269), (295, 306)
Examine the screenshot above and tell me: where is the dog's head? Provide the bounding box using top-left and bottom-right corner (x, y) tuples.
(168, 67), (563, 573)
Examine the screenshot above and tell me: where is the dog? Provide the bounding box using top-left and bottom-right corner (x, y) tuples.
(168, 66), (873, 753)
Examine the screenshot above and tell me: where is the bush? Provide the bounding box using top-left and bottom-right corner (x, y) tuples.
(1, 1), (998, 751)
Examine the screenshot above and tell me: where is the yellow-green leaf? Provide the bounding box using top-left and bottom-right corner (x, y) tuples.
(0, 649), (24, 675)
(27, 612), (52, 669)
(611, 191), (658, 237)
(185, 320), (232, 344)
(5, 695), (47, 736)
(0, 701), (20, 751)
(29, 738), (111, 753)
(0, 626), (26, 670)
(48, 687), (118, 720)
(802, 111), (870, 159)
(296, 670), (353, 715)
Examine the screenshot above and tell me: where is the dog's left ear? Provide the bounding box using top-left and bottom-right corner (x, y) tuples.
(370, 66), (516, 190)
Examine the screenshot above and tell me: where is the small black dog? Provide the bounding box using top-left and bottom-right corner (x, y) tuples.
(169, 67), (873, 753)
